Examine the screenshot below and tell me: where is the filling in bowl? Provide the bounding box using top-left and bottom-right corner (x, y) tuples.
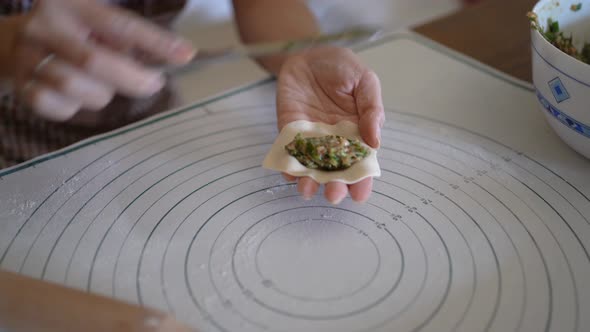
(528, 3), (590, 64)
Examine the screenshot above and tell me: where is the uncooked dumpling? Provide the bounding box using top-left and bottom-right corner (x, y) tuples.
(262, 120), (381, 184)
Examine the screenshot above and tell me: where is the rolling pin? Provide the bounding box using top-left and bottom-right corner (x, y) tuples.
(0, 269), (195, 332)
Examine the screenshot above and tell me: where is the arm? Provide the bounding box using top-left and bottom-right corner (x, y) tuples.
(0, 270), (193, 332)
(233, 0), (384, 204)
(232, 0), (320, 75)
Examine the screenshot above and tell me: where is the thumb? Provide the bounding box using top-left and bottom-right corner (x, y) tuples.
(356, 70), (384, 149)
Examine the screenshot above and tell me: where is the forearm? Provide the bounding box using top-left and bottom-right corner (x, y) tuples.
(232, 0), (320, 75)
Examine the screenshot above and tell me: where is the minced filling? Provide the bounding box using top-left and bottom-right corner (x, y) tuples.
(285, 133), (368, 171)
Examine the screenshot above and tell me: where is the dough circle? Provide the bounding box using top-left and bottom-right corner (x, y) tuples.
(262, 120), (381, 184)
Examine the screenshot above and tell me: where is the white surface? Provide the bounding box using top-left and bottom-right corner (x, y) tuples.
(1, 33), (589, 332)
(531, 0), (590, 159)
(305, 0), (461, 33)
(262, 120), (380, 184)
(169, 0), (461, 106)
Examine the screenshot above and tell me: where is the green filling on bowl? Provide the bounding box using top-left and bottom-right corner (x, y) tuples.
(528, 11), (590, 64)
(285, 133), (368, 171)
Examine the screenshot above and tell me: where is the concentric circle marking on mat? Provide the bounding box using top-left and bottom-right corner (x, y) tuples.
(226, 205), (403, 319)
(183, 182), (448, 331)
(211, 200), (403, 319)
(4, 100), (588, 332)
(254, 218), (380, 302)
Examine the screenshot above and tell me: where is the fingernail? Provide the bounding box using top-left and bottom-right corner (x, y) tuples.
(140, 74), (165, 95)
(329, 196), (345, 205)
(171, 39), (196, 62)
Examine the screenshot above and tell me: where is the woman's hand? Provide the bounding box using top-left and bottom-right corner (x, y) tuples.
(276, 47), (385, 204)
(6, 0), (195, 121)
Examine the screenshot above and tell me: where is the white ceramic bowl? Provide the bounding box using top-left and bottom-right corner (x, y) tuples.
(531, 0), (590, 159)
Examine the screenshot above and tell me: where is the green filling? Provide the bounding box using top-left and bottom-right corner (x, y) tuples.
(527, 11), (590, 64)
(571, 3), (582, 12)
(285, 133), (368, 171)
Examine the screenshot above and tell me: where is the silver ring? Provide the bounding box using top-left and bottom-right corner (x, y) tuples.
(32, 53), (55, 76)
(20, 54), (54, 99)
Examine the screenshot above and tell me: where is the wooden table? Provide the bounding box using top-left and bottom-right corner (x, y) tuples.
(415, 0), (539, 83)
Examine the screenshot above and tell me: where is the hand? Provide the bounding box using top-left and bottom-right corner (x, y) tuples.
(8, 0), (195, 122)
(276, 47), (384, 204)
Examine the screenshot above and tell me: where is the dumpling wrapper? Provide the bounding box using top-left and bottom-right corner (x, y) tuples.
(262, 120), (381, 184)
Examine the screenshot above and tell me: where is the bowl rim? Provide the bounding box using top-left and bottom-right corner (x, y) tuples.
(531, 31), (590, 88)
(531, 0), (590, 69)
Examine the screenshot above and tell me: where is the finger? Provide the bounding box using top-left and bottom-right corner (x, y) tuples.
(72, 1), (195, 64)
(348, 177), (373, 203)
(13, 44), (80, 121)
(297, 177), (319, 200)
(324, 182), (348, 205)
(88, 31), (134, 55)
(37, 57), (114, 111)
(282, 173), (297, 182)
(89, 31), (166, 66)
(24, 14), (165, 98)
(356, 70), (385, 148)
(20, 81), (81, 122)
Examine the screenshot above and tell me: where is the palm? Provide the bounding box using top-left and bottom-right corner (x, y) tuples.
(277, 53), (360, 127)
(276, 47), (384, 204)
